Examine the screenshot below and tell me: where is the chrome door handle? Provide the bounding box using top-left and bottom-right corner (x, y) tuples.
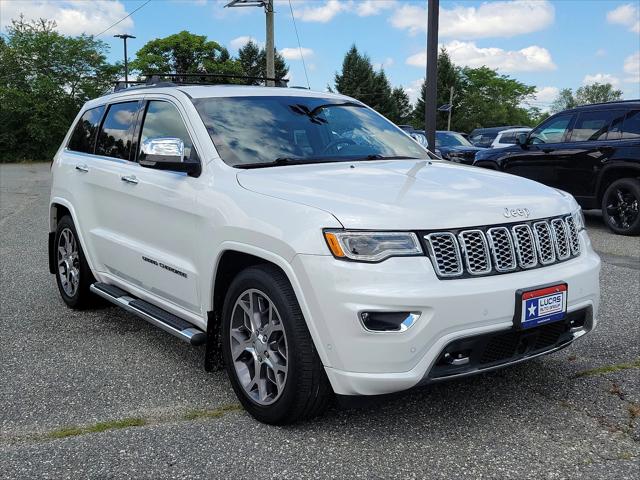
(120, 175), (139, 185)
(75, 164), (89, 173)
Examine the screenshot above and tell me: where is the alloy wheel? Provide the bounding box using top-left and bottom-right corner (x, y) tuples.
(57, 227), (80, 297)
(606, 186), (639, 230)
(229, 289), (288, 405)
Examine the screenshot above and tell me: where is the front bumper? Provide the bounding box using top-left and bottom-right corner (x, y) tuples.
(291, 231), (600, 395)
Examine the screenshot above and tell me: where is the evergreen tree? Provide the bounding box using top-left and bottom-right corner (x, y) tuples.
(237, 40), (289, 84)
(390, 87), (412, 125)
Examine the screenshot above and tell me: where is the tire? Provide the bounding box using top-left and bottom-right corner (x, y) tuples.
(601, 178), (640, 236)
(221, 264), (332, 424)
(54, 215), (99, 309)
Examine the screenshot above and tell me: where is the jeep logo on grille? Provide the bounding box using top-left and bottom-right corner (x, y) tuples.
(503, 207), (530, 218)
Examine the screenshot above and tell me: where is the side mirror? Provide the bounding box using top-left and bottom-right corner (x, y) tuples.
(515, 132), (528, 147)
(139, 137), (200, 175)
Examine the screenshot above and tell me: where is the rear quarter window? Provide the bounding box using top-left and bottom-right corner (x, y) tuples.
(621, 110), (640, 139)
(95, 101), (140, 160)
(67, 106), (105, 153)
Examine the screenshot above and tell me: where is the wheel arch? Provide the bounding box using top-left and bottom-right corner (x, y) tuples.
(596, 164), (640, 204)
(204, 243), (328, 372)
(48, 198), (96, 274)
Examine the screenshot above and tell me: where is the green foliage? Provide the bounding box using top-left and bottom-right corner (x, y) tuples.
(551, 83), (623, 113)
(129, 30), (242, 82)
(0, 16), (120, 162)
(237, 40), (288, 84)
(412, 50), (537, 132)
(334, 45), (413, 123)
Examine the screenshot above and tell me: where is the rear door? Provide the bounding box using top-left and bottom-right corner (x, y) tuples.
(104, 96), (204, 316)
(501, 114), (575, 188)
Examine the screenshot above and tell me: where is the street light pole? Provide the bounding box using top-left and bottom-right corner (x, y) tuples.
(424, 0), (439, 150)
(114, 34), (136, 84)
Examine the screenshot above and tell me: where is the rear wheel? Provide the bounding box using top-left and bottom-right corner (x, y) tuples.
(54, 215), (99, 308)
(602, 178), (640, 236)
(221, 265), (331, 424)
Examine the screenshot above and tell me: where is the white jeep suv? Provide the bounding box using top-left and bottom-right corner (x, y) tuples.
(49, 84), (600, 424)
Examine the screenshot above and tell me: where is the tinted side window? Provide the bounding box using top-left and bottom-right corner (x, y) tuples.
(138, 101), (196, 161)
(570, 110), (615, 142)
(95, 102), (139, 160)
(621, 110), (640, 139)
(67, 106), (105, 153)
(530, 115), (573, 144)
(500, 132), (516, 144)
(606, 110), (627, 140)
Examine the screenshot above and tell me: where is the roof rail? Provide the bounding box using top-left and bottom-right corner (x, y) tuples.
(113, 73), (289, 92)
(570, 98), (639, 108)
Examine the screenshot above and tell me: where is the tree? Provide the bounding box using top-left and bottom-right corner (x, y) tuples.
(549, 88), (576, 113)
(412, 48), (463, 129)
(0, 16), (120, 162)
(576, 83), (622, 105)
(130, 30), (242, 82)
(237, 40), (288, 84)
(390, 87), (412, 124)
(334, 45), (397, 119)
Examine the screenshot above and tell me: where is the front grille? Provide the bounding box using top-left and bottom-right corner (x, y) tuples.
(423, 215), (581, 279)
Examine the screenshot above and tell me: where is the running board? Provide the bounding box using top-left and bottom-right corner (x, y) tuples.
(90, 282), (206, 346)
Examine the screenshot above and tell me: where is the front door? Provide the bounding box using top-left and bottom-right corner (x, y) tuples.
(502, 114), (575, 189)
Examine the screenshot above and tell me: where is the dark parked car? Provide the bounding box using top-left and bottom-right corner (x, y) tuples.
(469, 125), (528, 148)
(474, 100), (640, 235)
(436, 131), (484, 164)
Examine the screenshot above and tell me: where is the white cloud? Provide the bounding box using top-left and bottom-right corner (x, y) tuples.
(294, 0), (346, 23)
(607, 4), (640, 33)
(229, 36), (260, 50)
(374, 57), (395, 70)
(280, 47), (314, 60)
(583, 73), (621, 87)
(391, 0), (554, 38)
(623, 51), (640, 81)
(355, 0), (396, 17)
(406, 41), (556, 73)
(404, 78), (424, 104)
(0, 0), (133, 36)
(534, 86), (559, 104)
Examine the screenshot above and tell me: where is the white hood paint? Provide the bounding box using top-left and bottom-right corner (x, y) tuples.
(237, 160), (573, 230)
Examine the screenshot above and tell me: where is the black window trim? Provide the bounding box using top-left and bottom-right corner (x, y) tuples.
(134, 98), (201, 168)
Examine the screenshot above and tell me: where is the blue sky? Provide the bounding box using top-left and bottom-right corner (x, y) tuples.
(2, 0), (639, 109)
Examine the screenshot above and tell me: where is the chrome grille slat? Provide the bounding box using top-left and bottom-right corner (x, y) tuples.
(512, 224), (538, 269)
(550, 218), (571, 260)
(533, 221), (556, 265)
(486, 227), (517, 272)
(458, 230), (492, 275)
(425, 232), (463, 277)
(564, 216), (581, 256)
(423, 215), (581, 279)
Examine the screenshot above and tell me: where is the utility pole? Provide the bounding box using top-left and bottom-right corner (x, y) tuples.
(424, 0), (439, 150)
(447, 86), (454, 131)
(265, 0), (275, 86)
(114, 34), (136, 85)
(226, 0), (276, 86)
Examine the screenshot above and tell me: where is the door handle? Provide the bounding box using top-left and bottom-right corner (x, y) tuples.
(75, 164), (89, 173)
(120, 175), (139, 185)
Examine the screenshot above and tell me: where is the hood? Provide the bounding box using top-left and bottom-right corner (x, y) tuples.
(236, 160), (574, 230)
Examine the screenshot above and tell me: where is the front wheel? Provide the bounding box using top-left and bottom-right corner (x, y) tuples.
(602, 178), (640, 236)
(221, 265), (331, 424)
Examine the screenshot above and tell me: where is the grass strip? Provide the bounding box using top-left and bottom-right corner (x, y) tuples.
(575, 358), (640, 378)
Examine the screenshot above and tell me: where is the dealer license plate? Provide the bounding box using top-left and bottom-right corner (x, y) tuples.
(519, 284), (567, 329)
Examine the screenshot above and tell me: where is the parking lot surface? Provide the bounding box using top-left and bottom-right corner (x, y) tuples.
(1, 162), (639, 479)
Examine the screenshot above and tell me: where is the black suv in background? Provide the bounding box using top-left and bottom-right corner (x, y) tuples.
(474, 100), (640, 235)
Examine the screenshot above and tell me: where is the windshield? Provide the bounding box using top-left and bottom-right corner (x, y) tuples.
(193, 96), (428, 167)
(436, 131), (473, 148)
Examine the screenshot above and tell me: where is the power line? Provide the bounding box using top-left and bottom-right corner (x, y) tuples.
(288, 0), (310, 89)
(93, 0), (151, 38)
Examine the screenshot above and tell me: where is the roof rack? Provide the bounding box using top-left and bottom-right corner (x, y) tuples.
(113, 73), (289, 92)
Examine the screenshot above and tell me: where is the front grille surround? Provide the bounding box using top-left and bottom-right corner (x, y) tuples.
(422, 215), (581, 279)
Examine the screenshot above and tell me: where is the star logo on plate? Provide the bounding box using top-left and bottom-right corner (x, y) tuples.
(528, 303), (537, 318)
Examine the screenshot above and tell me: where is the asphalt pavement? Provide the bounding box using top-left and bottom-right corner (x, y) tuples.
(1, 162), (638, 479)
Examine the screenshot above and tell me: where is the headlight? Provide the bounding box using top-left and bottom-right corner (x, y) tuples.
(323, 230), (423, 262)
(572, 207), (585, 231)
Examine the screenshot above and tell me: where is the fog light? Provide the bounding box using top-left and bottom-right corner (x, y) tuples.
(360, 311), (419, 332)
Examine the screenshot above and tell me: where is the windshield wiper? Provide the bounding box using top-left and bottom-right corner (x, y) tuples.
(235, 157), (337, 169)
(356, 154), (421, 161)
